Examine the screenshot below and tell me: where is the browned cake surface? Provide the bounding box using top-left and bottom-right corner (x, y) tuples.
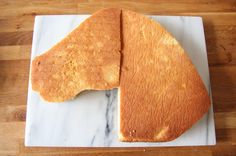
(31, 8), (121, 102)
(119, 10), (211, 142)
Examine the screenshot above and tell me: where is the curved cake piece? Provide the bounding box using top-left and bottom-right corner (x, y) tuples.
(31, 8), (121, 102)
(119, 10), (211, 142)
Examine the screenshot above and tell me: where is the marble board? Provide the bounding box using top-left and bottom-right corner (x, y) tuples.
(25, 15), (216, 147)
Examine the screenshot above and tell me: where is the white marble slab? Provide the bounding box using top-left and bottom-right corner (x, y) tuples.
(25, 15), (216, 147)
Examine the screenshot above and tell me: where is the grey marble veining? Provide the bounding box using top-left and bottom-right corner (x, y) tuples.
(25, 15), (216, 147)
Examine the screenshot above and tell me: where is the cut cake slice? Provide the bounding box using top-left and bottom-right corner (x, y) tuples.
(119, 10), (211, 142)
(31, 8), (121, 102)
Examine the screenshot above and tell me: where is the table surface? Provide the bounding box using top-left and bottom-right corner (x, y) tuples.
(0, 0), (235, 155)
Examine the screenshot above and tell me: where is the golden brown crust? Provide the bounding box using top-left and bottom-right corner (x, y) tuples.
(31, 8), (121, 102)
(119, 10), (211, 142)
(32, 8), (211, 142)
